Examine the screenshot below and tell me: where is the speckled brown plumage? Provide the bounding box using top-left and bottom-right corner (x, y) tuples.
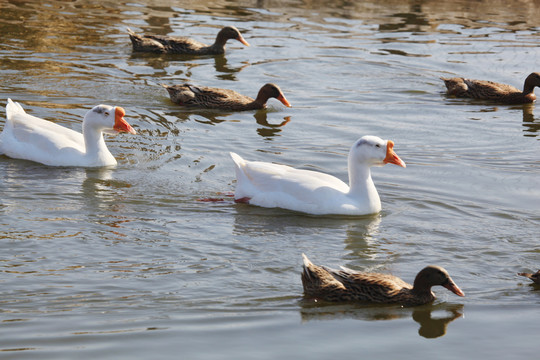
(162, 83), (291, 111)
(127, 26), (249, 55)
(518, 270), (540, 284)
(301, 254), (465, 306)
(441, 72), (540, 104)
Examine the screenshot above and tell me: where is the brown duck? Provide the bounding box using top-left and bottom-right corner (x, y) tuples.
(162, 83), (291, 111)
(441, 72), (540, 104)
(518, 270), (540, 284)
(301, 254), (465, 306)
(127, 26), (249, 55)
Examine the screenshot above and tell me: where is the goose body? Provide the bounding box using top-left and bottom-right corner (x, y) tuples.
(230, 136), (405, 216)
(0, 99), (136, 167)
(163, 83), (291, 111)
(127, 26), (249, 55)
(441, 72), (540, 104)
(301, 254), (465, 306)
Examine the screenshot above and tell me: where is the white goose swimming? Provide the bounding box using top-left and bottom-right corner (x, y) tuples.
(0, 99), (136, 167)
(230, 135), (406, 215)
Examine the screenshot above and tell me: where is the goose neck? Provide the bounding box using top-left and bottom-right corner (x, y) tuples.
(82, 121), (108, 156)
(347, 160), (374, 195)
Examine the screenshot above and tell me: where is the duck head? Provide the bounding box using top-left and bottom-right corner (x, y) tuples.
(413, 265), (465, 297)
(518, 270), (540, 284)
(255, 83), (291, 108)
(523, 72), (540, 94)
(216, 26), (250, 47)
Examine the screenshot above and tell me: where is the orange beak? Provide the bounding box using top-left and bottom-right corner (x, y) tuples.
(443, 280), (465, 297)
(277, 93), (292, 107)
(236, 34), (250, 47)
(383, 140), (405, 167)
(113, 107), (137, 134)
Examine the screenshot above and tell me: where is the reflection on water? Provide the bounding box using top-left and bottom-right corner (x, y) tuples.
(156, 107), (291, 138)
(128, 52), (249, 81)
(81, 168), (132, 210)
(232, 205), (381, 239)
(442, 97), (539, 139)
(254, 112), (290, 138)
(2, 0), (540, 357)
(342, 215), (382, 261)
(520, 104), (540, 137)
(300, 302), (464, 339)
(412, 304), (464, 338)
(213, 54), (250, 80)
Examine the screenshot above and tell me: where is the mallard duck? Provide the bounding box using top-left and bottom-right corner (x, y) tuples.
(230, 135), (405, 215)
(441, 72), (540, 104)
(162, 83), (291, 111)
(127, 26), (249, 55)
(0, 99), (136, 167)
(301, 254), (465, 306)
(518, 270), (540, 284)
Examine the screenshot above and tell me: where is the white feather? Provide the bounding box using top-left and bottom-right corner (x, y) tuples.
(229, 135), (405, 215)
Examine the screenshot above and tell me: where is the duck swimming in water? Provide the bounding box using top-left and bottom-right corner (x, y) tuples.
(301, 254), (465, 306)
(162, 83), (291, 111)
(441, 72), (540, 104)
(127, 26), (249, 55)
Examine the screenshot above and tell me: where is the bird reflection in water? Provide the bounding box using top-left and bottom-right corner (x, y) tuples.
(520, 104), (540, 137)
(254, 111), (291, 139)
(82, 168), (133, 230)
(300, 302), (464, 339)
(412, 304), (464, 338)
(213, 54), (250, 81)
(128, 51), (249, 85)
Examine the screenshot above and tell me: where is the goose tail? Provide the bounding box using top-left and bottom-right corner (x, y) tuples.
(6, 98), (26, 119)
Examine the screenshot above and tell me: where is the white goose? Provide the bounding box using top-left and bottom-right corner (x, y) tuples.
(230, 135), (406, 215)
(0, 99), (136, 167)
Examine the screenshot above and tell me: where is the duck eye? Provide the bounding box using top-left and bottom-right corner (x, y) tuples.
(375, 144), (381, 148)
(104, 111), (110, 116)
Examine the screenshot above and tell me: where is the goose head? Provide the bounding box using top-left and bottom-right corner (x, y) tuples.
(349, 135), (406, 168)
(85, 105), (136, 135)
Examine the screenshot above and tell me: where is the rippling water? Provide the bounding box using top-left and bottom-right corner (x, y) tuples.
(1, 0), (539, 358)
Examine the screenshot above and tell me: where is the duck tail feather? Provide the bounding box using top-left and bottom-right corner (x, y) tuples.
(302, 254), (320, 281)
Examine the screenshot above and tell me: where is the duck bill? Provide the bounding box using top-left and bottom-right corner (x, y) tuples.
(384, 140), (406, 168)
(517, 272), (539, 282)
(277, 93), (292, 107)
(443, 280), (465, 297)
(236, 35), (250, 47)
(113, 107), (137, 134)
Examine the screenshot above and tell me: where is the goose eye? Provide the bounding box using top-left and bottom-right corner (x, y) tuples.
(375, 144), (381, 148)
(104, 111), (110, 116)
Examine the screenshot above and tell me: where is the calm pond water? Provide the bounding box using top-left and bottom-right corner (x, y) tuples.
(1, 0), (539, 358)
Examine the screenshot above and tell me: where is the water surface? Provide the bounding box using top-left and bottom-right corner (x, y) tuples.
(1, 0), (539, 358)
